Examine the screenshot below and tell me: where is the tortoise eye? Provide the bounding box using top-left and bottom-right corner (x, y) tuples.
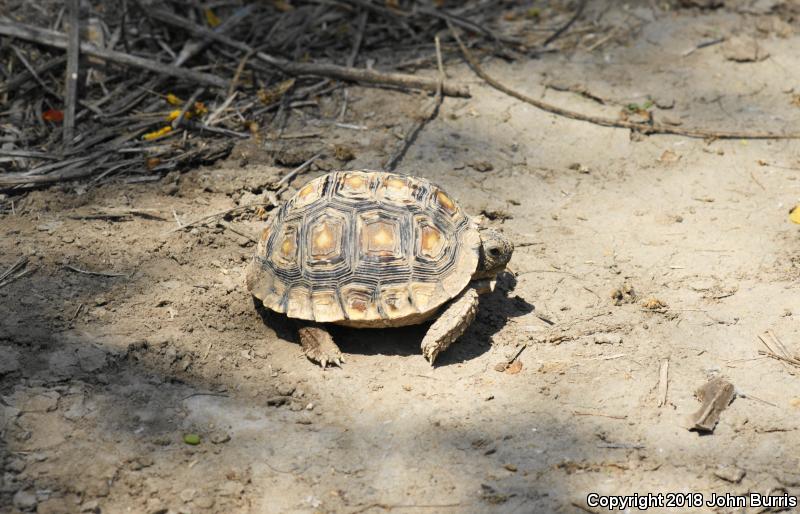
(489, 248), (501, 257)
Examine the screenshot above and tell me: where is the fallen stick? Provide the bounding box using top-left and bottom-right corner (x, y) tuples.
(543, 0), (587, 46)
(63, 0), (80, 146)
(416, 6), (520, 46)
(0, 256), (28, 283)
(66, 208), (164, 220)
(64, 264), (128, 277)
(449, 25), (800, 140)
(163, 203), (273, 236)
(0, 55), (66, 94)
(171, 87), (204, 130)
(757, 331), (800, 367)
(146, 9), (469, 98)
(274, 152), (322, 189)
(656, 359), (669, 407)
(262, 53), (469, 98)
(218, 220), (257, 243)
(0, 19), (229, 89)
(384, 36), (446, 171)
(0, 126), (151, 187)
(573, 411), (627, 420)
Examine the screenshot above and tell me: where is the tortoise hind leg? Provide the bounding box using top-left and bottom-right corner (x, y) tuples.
(297, 323), (344, 369)
(421, 287), (479, 365)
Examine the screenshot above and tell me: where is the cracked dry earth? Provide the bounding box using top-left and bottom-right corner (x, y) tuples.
(2, 2), (800, 514)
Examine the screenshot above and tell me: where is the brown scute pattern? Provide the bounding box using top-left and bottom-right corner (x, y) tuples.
(245, 170), (480, 327)
(308, 211), (346, 264)
(359, 213), (403, 261)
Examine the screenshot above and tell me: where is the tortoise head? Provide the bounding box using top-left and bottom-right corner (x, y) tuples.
(474, 226), (513, 280)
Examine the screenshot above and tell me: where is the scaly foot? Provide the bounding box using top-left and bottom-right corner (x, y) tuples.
(298, 325), (344, 369)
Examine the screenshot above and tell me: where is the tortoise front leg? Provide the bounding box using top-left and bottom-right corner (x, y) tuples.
(421, 287), (479, 365)
(297, 323), (344, 369)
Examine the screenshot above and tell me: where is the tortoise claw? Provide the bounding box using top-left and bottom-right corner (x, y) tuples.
(423, 347), (439, 366)
(298, 325), (344, 369)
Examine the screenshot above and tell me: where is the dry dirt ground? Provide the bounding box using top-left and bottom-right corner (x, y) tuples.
(2, 2), (800, 514)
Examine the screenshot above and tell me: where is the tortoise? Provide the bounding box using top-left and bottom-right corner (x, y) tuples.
(245, 170), (513, 367)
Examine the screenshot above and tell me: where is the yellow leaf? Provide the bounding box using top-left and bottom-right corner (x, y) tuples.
(257, 78), (296, 104)
(193, 101), (208, 116)
(166, 109), (197, 122)
(166, 93), (183, 106)
(204, 8), (221, 27)
(790, 205), (800, 225)
(143, 126), (173, 141)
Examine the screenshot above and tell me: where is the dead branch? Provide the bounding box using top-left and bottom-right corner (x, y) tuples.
(0, 126), (151, 187)
(0, 55), (66, 94)
(63, 0), (80, 146)
(0, 19), (229, 88)
(0, 256), (35, 288)
(384, 36), (445, 170)
(543, 0), (588, 46)
(757, 332), (800, 367)
(65, 264), (128, 277)
(449, 25), (800, 140)
(145, 9), (469, 98)
(275, 152), (322, 188)
(163, 203), (272, 236)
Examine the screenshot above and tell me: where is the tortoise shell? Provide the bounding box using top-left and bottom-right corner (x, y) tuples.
(245, 170), (480, 328)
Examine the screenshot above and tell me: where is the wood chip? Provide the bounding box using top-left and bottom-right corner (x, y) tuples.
(505, 360), (523, 374)
(722, 36), (769, 62)
(657, 359), (669, 407)
(687, 377), (735, 433)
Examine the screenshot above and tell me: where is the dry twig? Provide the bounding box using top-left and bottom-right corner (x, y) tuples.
(65, 264), (129, 277)
(0, 256), (33, 288)
(63, 0), (80, 146)
(656, 359), (669, 407)
(0, 20), (229, 88)
(384, 36), (445, 170)
(449, 27), (800, 140)
(757, 331), (800, 367)
(146, 9), (469, 97)
(543, 0), (588, 46)
(275, 152), (322, 188)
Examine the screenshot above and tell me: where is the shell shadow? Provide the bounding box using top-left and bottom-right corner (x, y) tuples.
(251, 271), (533, 365)
(433, 271), (534, 366)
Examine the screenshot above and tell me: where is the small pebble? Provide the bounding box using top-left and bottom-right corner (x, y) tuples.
(266, 396), (290, 407)
(277, 384), (296, 396)
(13, 489), (38, 511)
(194, 496), (215, 509)
(211, 432), (231, 444)
(713, 465), (745, 483)
(594, 333), (623, 345)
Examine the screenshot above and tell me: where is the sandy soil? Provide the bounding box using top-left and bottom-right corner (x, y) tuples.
(2, 2), (800, 513)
